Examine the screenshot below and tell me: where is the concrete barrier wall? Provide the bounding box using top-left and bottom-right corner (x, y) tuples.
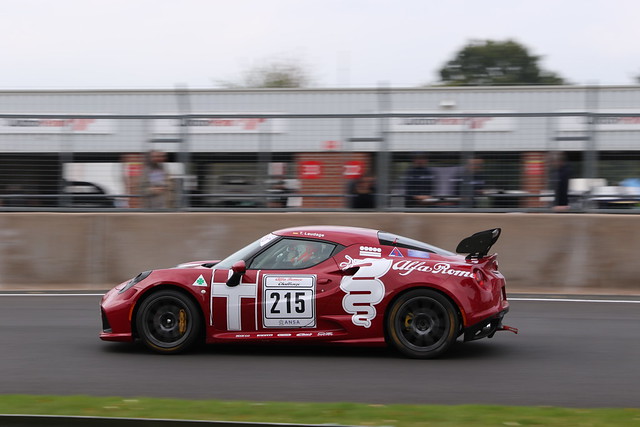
(1, 213), (638, 294)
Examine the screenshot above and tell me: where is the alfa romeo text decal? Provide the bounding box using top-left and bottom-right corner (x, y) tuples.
(392, 261), (472, 277)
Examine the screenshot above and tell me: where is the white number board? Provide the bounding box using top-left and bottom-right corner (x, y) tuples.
(262, 275), (316, 328)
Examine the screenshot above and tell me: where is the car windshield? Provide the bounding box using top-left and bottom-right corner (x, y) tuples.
(215, 233), (279, 269)
(378, 231), (455, 256)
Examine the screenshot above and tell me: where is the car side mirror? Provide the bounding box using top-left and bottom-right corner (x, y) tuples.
(226, 260), (246, 287)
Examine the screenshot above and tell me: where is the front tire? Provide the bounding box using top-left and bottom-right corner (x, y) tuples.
(386, 289), (459, 359)
(136, 289), (202, 354)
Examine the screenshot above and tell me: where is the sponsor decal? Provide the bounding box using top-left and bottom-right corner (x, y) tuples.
(407, 249), (431, 259)
(392, 260), (472, 277)
(0, 118), (113, 134)
(339, 256), (392, 328)
(183, 118), (266, 130)
(556, 110), (640, 132)
(343, 160), (363, 178)
(264, 276), (314, 288)
(153, 116), (287, 135)
(359, 246), (382, 258)
(279, 319), (302, 326)
(390, 111), (514, 132)
(389, 247), (404, 257)
(232, 332), (332, 339)
(298, 161), (322, 180)
(192, 274), (208, 287)
(259, 233), (278, 247)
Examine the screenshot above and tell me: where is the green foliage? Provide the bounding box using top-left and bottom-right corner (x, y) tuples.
(1, 395), (640, 426)
(438, 39), (565, 86)
(219, 57), (313, 88)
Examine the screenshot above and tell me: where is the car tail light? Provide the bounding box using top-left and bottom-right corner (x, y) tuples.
(473, 269), (487, 288)
(484, 258), (498, 271)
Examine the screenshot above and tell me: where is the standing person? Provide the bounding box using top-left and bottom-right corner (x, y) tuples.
(267, 176), (294, 208)
(144, 150), (170, 209)
(348, 173), (377, 209)
(458, 157), (486, 208)
(550, 151), (570, 212)
(404, 153), (435, 208)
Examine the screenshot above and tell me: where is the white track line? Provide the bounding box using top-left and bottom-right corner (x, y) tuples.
(0, 293), (104, 297)
(1, 294), (640, 304)
(510, 297), (640, 304)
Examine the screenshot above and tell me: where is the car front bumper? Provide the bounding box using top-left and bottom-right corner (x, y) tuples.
(99, 286), (136, 342)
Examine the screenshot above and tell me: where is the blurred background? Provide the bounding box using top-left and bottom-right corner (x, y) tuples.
(2, 0), (640, 214)
(0, 85), (639, 213)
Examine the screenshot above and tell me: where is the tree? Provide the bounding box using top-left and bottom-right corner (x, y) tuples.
(218, 57), (313, 88)
(438, 39), (565, 86)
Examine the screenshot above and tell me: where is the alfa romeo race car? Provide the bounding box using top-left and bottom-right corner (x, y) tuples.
(100, 226), (517, 358)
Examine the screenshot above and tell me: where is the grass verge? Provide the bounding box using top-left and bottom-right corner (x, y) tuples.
(0, 395), (639, 426)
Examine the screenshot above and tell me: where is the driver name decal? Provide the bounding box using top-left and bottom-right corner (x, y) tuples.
(339, 256), (392, 328)
(392, 260), (472, 277)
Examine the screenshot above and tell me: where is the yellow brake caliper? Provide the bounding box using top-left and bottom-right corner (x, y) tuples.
(178, 309), (187, 335)
(404, 313), (414, 330)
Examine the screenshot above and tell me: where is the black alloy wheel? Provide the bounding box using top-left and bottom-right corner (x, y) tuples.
(386, 289), (459, 359)
(136, 289), (202, 354)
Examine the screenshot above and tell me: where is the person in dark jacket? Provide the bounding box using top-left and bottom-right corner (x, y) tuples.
(404, 153), (435, 208)
(457, 157), (487, 208)
(348, 174), (376, 209)
(550, 151), (570, 211)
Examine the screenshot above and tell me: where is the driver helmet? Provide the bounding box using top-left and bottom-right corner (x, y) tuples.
(292, 242), (316, 266)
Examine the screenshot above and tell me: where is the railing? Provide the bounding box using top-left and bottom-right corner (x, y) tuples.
(0, 106), (639, 213)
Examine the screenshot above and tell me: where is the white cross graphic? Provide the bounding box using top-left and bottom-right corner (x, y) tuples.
(211, 270), (258, 331)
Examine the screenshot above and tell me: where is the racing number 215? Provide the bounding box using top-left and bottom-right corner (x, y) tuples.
(269, 291), (305, 314)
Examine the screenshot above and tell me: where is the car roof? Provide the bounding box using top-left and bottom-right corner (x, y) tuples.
(273, 225), (380, 247)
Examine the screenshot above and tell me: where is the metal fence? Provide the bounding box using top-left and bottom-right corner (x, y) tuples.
(0, 107), (639, 213)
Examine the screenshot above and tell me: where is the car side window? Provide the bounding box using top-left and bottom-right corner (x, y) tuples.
(249, 238), (336, 270)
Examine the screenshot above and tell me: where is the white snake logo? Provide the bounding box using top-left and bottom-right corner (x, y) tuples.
(339, 256), (392, 328)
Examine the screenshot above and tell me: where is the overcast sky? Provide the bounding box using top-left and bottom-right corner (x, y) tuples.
(2, 0), (639, 89)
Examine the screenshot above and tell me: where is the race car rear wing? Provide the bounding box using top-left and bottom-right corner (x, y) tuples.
(456, 228), (501, 260)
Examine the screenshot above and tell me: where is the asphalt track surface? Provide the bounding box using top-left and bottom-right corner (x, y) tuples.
(1, 293), (639, 408)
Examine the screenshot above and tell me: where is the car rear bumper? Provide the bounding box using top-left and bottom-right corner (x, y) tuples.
(463, 307), (517, 341)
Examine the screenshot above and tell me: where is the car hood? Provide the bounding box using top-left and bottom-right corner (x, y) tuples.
(175, 260), (220, 269)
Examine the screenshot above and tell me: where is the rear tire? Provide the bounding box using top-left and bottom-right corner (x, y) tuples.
(386, 289), (459, 359)
(136, 289), (202, 354)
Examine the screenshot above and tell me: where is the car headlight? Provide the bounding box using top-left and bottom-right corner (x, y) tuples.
(118, 270), (152, 294)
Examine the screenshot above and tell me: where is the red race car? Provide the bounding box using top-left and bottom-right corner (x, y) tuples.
(100, 226), (517, 358)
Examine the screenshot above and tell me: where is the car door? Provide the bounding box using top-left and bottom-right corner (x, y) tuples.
(248, 238), (344, 335)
